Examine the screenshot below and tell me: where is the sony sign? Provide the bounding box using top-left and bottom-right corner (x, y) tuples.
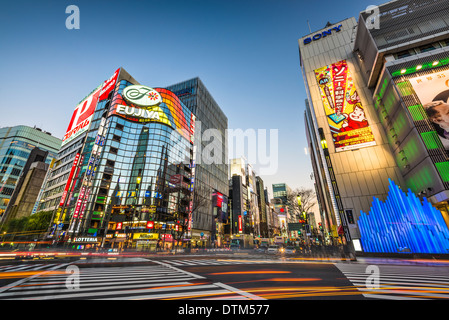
(303, 24), (342, 45)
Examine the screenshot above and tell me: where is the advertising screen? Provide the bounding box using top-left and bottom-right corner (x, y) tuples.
(408, 70), (449, 151)
(59, 153), (80, 206)
(110, 86), (195, 143)
(314, 60), (376, 152)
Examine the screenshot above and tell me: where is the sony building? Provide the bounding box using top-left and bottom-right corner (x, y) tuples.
(299, 17), (404, 247)
(301, 0), (449, 253)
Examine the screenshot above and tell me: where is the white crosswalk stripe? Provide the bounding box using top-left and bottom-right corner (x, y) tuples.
(0, 262), (264, 300)
(160, 258), (283, 266)
(335, 263), (449, 300)
(0, 263), (58, 272)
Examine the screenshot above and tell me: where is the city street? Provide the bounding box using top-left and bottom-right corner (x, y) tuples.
(1, 252), (449, 302)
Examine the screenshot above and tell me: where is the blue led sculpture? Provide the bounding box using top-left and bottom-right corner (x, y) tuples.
(358, 179), (449, 254)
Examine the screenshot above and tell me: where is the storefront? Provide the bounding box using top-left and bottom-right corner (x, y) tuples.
(69, 236), (101, 250)
(190, 230), (210, 248)
(133, 233), (159, 251)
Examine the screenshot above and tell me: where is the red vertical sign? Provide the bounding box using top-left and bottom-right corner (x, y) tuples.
(331, 61), (348, 115)
(59, 153), (80, 206)
(238, 215), (243, 233)
(99, 68), (120, 101)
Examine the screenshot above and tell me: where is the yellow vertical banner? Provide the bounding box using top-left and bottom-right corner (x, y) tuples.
(314, 60), (376, 152)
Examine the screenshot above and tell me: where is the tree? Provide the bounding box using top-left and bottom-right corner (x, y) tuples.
(0, 211), (53, 236)
(287, 187), (316, 222)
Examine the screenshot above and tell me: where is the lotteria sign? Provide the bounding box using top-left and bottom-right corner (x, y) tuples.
(303, 24), (342, 45)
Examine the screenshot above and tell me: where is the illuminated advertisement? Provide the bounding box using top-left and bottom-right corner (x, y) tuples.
(315, 60), (376, 152)
(62, 69), (119, 147)
(110, 86), (196, 143)
(59, 153), (80, 206)
(123, 85), (162, 107)
(99, 68), (119, 101)
(408, 70), (449, 151)
(62, 86), (101, 147)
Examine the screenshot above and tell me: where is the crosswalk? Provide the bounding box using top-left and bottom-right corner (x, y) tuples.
(159, 258), (284, 267)
(0, 263), (61, 273)
(0, 261), (264, 300)
(335, 263), (449, 300)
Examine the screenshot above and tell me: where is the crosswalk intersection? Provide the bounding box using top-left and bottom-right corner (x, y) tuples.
(335, 262), (449, 300)
(159, 258), (283, 267)
(0, 260), (263, 300)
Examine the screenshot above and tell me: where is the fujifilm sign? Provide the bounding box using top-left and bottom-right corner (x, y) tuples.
(303, 24), (342, 45)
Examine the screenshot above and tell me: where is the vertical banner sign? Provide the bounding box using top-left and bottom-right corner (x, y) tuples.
(59, 153), (80, 206)
(190, 114), (196, 145)
(238, 215), (243, 233)
(315, 60), (376, 152)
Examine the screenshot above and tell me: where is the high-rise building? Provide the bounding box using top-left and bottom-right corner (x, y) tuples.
(228, 157), (266, 247)
(256, 176), (268, 238)
(166, 78), (229, 246)
(272, 183), (292, 227)
(354, 0), (449, 223)
(1, 148), (50, 224)
(300, 0), (449, 252)
(41, 68), (199, 251)
(0, 125), (60, 220)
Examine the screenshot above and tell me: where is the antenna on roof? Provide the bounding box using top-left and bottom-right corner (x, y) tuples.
(307, 20), (312, 33)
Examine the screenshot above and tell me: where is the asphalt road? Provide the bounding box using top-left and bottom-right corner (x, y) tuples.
(1, 252), (449, 305)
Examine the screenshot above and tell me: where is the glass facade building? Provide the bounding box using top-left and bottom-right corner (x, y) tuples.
(167, 78), (229, 247)
(45, 68), (197, 251)
(0, 125), (61, 220)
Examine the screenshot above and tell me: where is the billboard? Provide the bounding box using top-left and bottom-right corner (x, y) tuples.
(62, 69), (119, 147)
(99, 68), (120, 101)
(408, 70), (449, 151)
(314, 60), (376, 152)
(62, 86), (101, 147)
(110, 86), (196, 143)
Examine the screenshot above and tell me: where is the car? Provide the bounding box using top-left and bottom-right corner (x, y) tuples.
(267, 245), (279, 253)
(255, 245), (268, 253)
(284, 246), (296, 254)
(230, 244), (240, 250)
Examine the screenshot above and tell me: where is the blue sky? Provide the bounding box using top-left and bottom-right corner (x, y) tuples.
(0, 0), (385, 195)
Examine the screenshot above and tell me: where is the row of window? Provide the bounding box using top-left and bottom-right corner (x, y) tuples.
(394, 38), (449, 60)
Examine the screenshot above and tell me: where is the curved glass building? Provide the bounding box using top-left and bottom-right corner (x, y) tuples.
(51, 68), (197, 251)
